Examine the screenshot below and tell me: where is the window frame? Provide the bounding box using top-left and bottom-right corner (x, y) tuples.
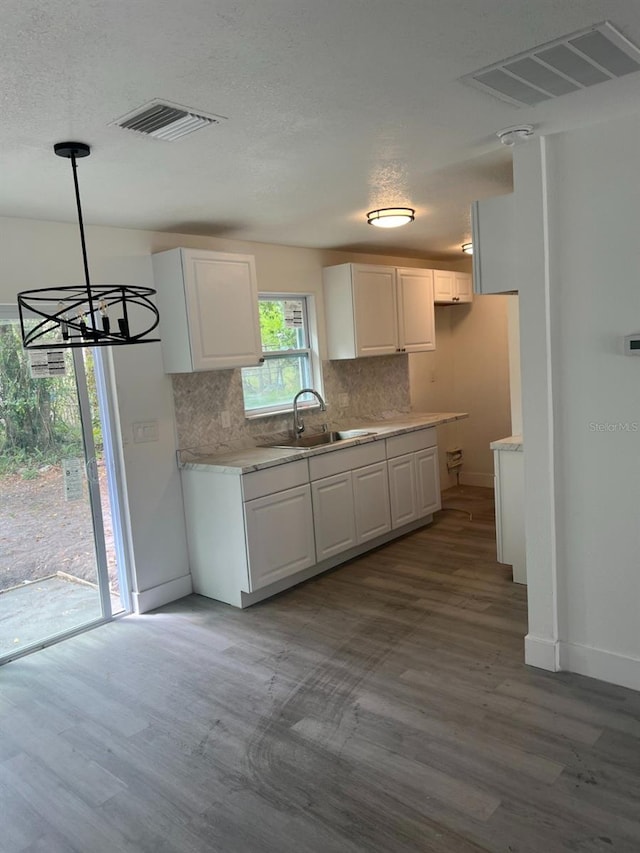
(242, 293), (323, 419)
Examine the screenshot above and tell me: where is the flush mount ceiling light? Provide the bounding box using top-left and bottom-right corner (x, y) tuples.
(17, 142), (160, 350)
(461, 243), (474, 255)
(367, 207), (415, 228)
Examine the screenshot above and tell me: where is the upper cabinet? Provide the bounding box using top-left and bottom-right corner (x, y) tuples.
(323, 263), (435, 360)
(433, 270), (473, 304)
(152, 248), (262, 372)
(471, 195), (517, 295)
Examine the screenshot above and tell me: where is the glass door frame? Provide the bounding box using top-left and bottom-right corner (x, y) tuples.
(0, 304), (131, 662)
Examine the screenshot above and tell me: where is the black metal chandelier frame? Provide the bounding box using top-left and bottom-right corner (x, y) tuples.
(17, 142), (160, 350)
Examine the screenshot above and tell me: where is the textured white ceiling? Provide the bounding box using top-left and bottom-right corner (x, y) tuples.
(3, 0), (640, 259)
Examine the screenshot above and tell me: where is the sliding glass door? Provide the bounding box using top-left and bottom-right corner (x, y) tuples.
(0, 313), (126, 661)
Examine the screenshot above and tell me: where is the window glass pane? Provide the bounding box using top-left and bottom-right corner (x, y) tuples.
(242, 354), (312, 412)
(259, 299), (307, 352)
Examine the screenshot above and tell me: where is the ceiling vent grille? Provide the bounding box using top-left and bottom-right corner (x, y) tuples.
(461, 21), (640, 107)
(113, 100), (225, 141)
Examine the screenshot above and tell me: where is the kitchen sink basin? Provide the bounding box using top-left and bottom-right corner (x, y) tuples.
(259, 429), (376, 450)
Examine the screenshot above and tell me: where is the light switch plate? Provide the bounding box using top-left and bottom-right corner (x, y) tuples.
(133, 420), (159, 443)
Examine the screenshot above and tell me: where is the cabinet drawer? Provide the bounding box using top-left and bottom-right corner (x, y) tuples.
(386, 428), (437, 458)
(242, 459), (309, 501)
(309, 441), (385, 481)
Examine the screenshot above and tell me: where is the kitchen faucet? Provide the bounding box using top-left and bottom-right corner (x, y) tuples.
(292, 388), (326, 435)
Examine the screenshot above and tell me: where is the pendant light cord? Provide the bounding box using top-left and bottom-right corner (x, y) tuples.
(69, 149), (94, 305)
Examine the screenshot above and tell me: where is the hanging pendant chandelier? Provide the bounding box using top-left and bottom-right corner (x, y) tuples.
(17, 142), (160, 349)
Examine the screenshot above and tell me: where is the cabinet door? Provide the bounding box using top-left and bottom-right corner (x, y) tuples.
(388, 454), (418, 528)
(183, 250), (262, 370)
(471, 196), (516, 294)
(396, 268), (435, 352)
(352, 266), (399, 356)
(352, 462), (391, 544)
(433, 270), (454, 303)
(415, 447), (441, 517)
(311, 472), (357, 560)
(454, 272), (473, 303)
(244, 485), (315, 591)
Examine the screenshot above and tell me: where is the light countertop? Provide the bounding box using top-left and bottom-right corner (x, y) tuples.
(180, 412), (468, 474)
(490, 434), (523, 452)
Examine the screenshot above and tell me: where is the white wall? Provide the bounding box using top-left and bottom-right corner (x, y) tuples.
(516, 112), (640, 690)
(410, 295), (512, 488)
(0, 217), (468, 611)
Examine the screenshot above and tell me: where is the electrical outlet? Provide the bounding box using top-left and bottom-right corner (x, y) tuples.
(220, 411), (231, 429)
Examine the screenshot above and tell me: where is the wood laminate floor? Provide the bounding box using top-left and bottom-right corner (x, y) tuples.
(2, 486), (640, 853)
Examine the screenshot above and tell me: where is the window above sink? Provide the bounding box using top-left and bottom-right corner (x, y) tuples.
(241, 294), (324, 419)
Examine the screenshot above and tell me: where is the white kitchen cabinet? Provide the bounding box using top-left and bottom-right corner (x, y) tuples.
(352, 461), (391, 543)
(388, 454), (419, 528)
(180, 425), (442, 608)
(310, 441), (389, 559)
(181, 459), (314, 606)
(396, 268), (436, 352)
(387, 428), (441, 529)
(151, 247), (262, 372)
(323, 263), (435, 359)
(492, 443), (526, 584)
(244, 485), (316, 590)
(415, 447), (441, 517)
(311, 472), (358, 560)
(433, 269), (473, 304)
(471, 195), (516, 294)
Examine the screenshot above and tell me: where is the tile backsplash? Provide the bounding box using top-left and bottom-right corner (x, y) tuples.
(172, 355), (410, 452)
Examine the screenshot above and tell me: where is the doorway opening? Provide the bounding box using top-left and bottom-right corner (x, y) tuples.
(0, 310), (131, 662)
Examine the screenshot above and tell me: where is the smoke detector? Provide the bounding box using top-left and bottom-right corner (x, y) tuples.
(112, 100), (226, 141)
(497, 125), (535, 146)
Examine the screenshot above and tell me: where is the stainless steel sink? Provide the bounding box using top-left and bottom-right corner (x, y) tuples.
(259, 429), (376, 450)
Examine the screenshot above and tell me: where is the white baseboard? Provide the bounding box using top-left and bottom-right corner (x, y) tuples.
(559, 641), (640, 692)
(459, 471), (494, 489)
(132, 573), (193, 613)
(525, 633), (560, 671)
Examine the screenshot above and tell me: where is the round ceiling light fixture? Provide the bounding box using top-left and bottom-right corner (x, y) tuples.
(461, 242), (473, 255)
(367, 207), (415, 228)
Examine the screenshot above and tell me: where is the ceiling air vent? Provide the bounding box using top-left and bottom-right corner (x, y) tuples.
(113, 100), (225, 141)
(461, 21), (640, 107)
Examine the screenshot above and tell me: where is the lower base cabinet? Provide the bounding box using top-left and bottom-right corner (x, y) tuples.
(415, 447), (440, 517)
(388, 454), (418, 528)
(493, 447), (526, 584)
(311, 471), (357, 560)
(244, 484), (316, 590)
(387, 434), (441, 528)
(312, 461), (392, 560)
(181, 427), (441, 608)
(352, 461), (391, 543)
